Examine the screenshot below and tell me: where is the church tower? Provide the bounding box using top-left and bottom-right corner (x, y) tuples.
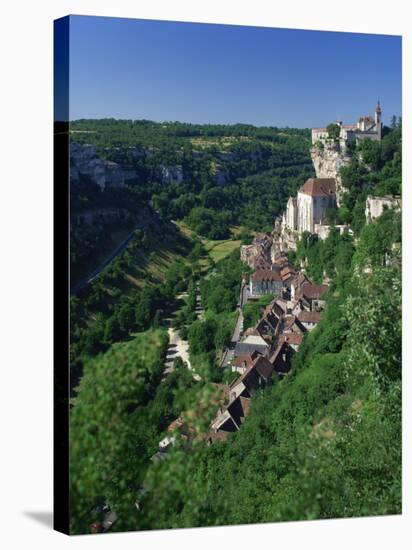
(375, 100), (382, 140)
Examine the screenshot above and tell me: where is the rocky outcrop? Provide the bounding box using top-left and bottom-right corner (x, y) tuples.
(70, 143), (138, 189)
(157, 165), (184, 184)
(365, 196), (401, 224)
(310, 142), (351, 205)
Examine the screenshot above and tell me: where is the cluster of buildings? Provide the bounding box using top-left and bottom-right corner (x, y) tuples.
(153, 255), (328, 448)
(241, 234), (299, 297)
(207, 259), (328, 440)
(312, 101), (383, 147)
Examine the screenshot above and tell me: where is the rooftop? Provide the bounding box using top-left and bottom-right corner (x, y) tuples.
(280, 333), (303, 346)
(300, 282), (328, 300)
(298, 310), (322, 323)
(251, 269), (282, 282)
(298, 178), (336, 198)
(233, 354), (257, 369)
(243, 334), (269, 347)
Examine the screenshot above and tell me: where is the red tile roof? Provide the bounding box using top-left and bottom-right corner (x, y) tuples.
(233, 354), (256, 369)
(281, 266), (295, 279)
(301, 283), (328, 300)
(251, 269), (282, 283)
(298, 310), (322, 323)
(279, 333), (303, 346)
(298, 178), (336, 197)
(254, 356), (274, 380)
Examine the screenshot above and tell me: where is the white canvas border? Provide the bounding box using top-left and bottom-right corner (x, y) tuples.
(0, 0), (410, 548)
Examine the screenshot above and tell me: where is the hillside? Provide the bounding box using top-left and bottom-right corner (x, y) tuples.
(68, 118), (402, 534)
(135, 198), (401, 532)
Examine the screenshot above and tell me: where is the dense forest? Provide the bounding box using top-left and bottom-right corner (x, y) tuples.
(69, 118), (402, 534)
(70, 119), (314, 240)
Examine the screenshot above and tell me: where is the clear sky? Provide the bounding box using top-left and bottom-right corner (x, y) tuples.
(68, 15), (402, 128)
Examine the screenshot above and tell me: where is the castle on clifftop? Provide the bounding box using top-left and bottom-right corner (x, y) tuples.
(312, 101), (383, 146)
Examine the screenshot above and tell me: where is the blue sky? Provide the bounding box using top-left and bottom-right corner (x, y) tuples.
(68, 15), (401, 128)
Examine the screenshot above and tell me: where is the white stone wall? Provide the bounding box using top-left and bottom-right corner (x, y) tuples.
(365, 196), (401, 224)
(314, 224), (349, 240)
(297, 192), (313, 233)
(311, 130), (328, 144)
(285, 197), (297, 231)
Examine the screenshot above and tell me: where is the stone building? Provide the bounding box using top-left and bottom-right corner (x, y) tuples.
(240, 233), (272, 269)
(283, 178), (337, 235)
(249, 269), (283, 297)
(312, 101), (383, 146)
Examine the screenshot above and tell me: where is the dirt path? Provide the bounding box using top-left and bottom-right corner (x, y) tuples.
(164, 326), (201, 381)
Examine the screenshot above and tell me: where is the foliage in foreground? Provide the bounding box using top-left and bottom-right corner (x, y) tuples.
(134, 213), (401, 530)
(69, 329), (171, 534)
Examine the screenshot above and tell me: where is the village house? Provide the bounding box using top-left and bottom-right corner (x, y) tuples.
(249, 268), (283, 297)
(240, 233), (273, 269)
(210, 258), (327, 442)
(255, 308), (279, 340)
(232, 351), (261, 374)
(297, 310), (322, 331)
(211, 355), (276, 438)
(294, 283), (328, 312)
(269, 338), (296, 376)
(281, 314), (305, 336)
(280, 265), (296, 287)
(234, 333), (269, 358)
(280, 332), (303, 351)
(291, 272), (310, 300)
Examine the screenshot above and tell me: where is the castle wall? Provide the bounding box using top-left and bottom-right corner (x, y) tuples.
(312, 129), (328, 144)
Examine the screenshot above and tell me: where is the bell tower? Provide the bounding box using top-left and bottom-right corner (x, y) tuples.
(375, 100), (382, 140)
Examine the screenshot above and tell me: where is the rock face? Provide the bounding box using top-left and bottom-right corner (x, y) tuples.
(70, 143), (138, 189)
(365, 196), (401, 224)
(157, 165), (184, 184)
(70, 207), (136, 235)
(310, 142), (351, 205)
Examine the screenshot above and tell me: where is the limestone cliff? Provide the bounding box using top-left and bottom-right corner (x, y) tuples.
(310, 142), (351, 204)
(70, 143), (138, 189)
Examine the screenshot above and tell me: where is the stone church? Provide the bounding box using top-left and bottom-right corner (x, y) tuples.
(283, 178), (337, 234)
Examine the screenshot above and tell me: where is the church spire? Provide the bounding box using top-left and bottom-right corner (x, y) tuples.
(376, 99), (382, 114)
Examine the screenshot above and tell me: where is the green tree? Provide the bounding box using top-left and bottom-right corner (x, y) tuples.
(326, 123), (340, 141)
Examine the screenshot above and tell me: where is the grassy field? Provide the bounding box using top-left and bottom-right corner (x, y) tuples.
(174, 221), (241, 267)
(203, 238), (241, 263)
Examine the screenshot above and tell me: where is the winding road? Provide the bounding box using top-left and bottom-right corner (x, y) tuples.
(220, 282), (249, 368)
